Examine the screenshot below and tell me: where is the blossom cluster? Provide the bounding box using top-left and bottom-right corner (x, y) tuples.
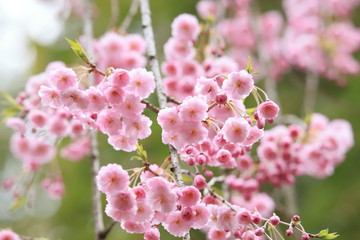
(96, 163), (278, 239)
(257, 113), (353, 184)
(39, 66), (155, 152)
(93, 32), (146, 83)
(196, 0), (360, 84)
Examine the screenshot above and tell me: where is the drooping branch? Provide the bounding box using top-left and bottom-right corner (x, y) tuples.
(303, 69), (319, 117)
(119, 0), (139, 34)
(82, 0), (105, 239)
(139, 0), (188, 239)
(139, 0), (184, 186)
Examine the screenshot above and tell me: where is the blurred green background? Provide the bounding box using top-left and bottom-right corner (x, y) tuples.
(0, 0), (359, 239)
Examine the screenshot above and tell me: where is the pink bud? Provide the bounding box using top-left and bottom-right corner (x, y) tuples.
(286, 228), (293, 236)
(194, 174), (206, 190)
(252, 212), (262, 224)
(270, 215), (280, 226)
(302, 233), (310, 240)
(215, 93), (227, 105)
(255, 228), (265, 236)
(196, 154), (207, 165)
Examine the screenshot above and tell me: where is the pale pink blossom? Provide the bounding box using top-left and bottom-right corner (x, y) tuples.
(179, 186), (201, 207)
(147, 177), (177, 213)
(96, 163), (129, 195)
(163, 211), (192, 237)
(127, 68), (155, 99)
(49, 67), (77, 90)
(221, 117), (250, 144)
(222, 70), (254, 100)
(171, 14), (200, 41)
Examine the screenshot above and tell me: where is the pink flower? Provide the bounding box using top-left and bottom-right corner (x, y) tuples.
(107, 190), (136, 211)
(157, 106), (181, 132)
(0, 229), (21, 240)
(28, 109), (48, 128)
(208, 229), (227, 240)
(171, 14), (201, 41)
(217, 207), (237, 231)
(179, 96), (208, 122)
(221, 117), (250, 144)
(60, 87), (89, 110)
(118, 94), (145, 116)
(179, 123), (208, 146)
(124, 115), (152, 139)
(86, 86), (107, 112)
(108, 133), (137, 152)
(125, 34), (146, 53)
(105, 204), (136, 222)
(5, 117), (25, 133)
(196, 1), (217, 20)
(144, 227), (160, 240)
(179, 186), (201, 207)
(195, 77), (220, 101)
(127, 68), (155, 99)
(163, 211), (192, 237)
(38, 86), (61, 107)
(103, 86), (125, 106)
(257, 100), (280, 120)
(222, 70), (254, 100)
(108, 69), (130, 88)
(48, 117), (69, 137)
(121, 221), (150, 234)
(133, 200), (154, 223)
(96, 163), (130, 195)
(61, 137), (90, 161)
(147, 177), (177, 213)
(243, 127), (264, 146)
(49, 67), (77, 90)
(164, 38), (195, 61)
(192, 203), (210, 229)
(97, 109), (122, 136)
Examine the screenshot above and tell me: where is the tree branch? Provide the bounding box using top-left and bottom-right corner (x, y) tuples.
(139, 0), (188, 239)
(82, 0), (105, 239)
(119, 0), (139, 34)
(303, 70), (319, 117)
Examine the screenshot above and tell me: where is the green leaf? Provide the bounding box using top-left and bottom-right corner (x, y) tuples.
(0, 91), (23, 122)
(130, 156), (143, 162)
(182, 174), (193, 183)
(246, 56), (254, 73)
(251, 72), (260, 75)
(315, 229), (339, 240)
(65, 38), (90, 64)
(10, 196), (27, 211)
(317, 229), (329, 237)
(324, 233), (339, 240)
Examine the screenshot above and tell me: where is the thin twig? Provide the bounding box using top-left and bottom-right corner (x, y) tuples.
(83, 0), (105, 239)
(303, 70), (319, 117)
(139, 0), (188, 239)
(108, 0), (119, 28)
(141, 99), (159, 114)
(98, 221), (116, 239)
(119, 0), (139, 34)
(250, 2), (280, 105)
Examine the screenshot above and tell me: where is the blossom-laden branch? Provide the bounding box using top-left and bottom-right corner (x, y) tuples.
(139, 0), (184, 187)
(139, 0), (188, 239)
(82, 0), (105, 239)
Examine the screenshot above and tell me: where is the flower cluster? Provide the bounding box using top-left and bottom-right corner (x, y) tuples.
(257, 113), (353, 184)
(196, 0), (360, 84)
(93, 32), (147, 83)
(96, 163), (282, 239)
(162, 14), (240, 101)
(39, 67), (155, 152)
